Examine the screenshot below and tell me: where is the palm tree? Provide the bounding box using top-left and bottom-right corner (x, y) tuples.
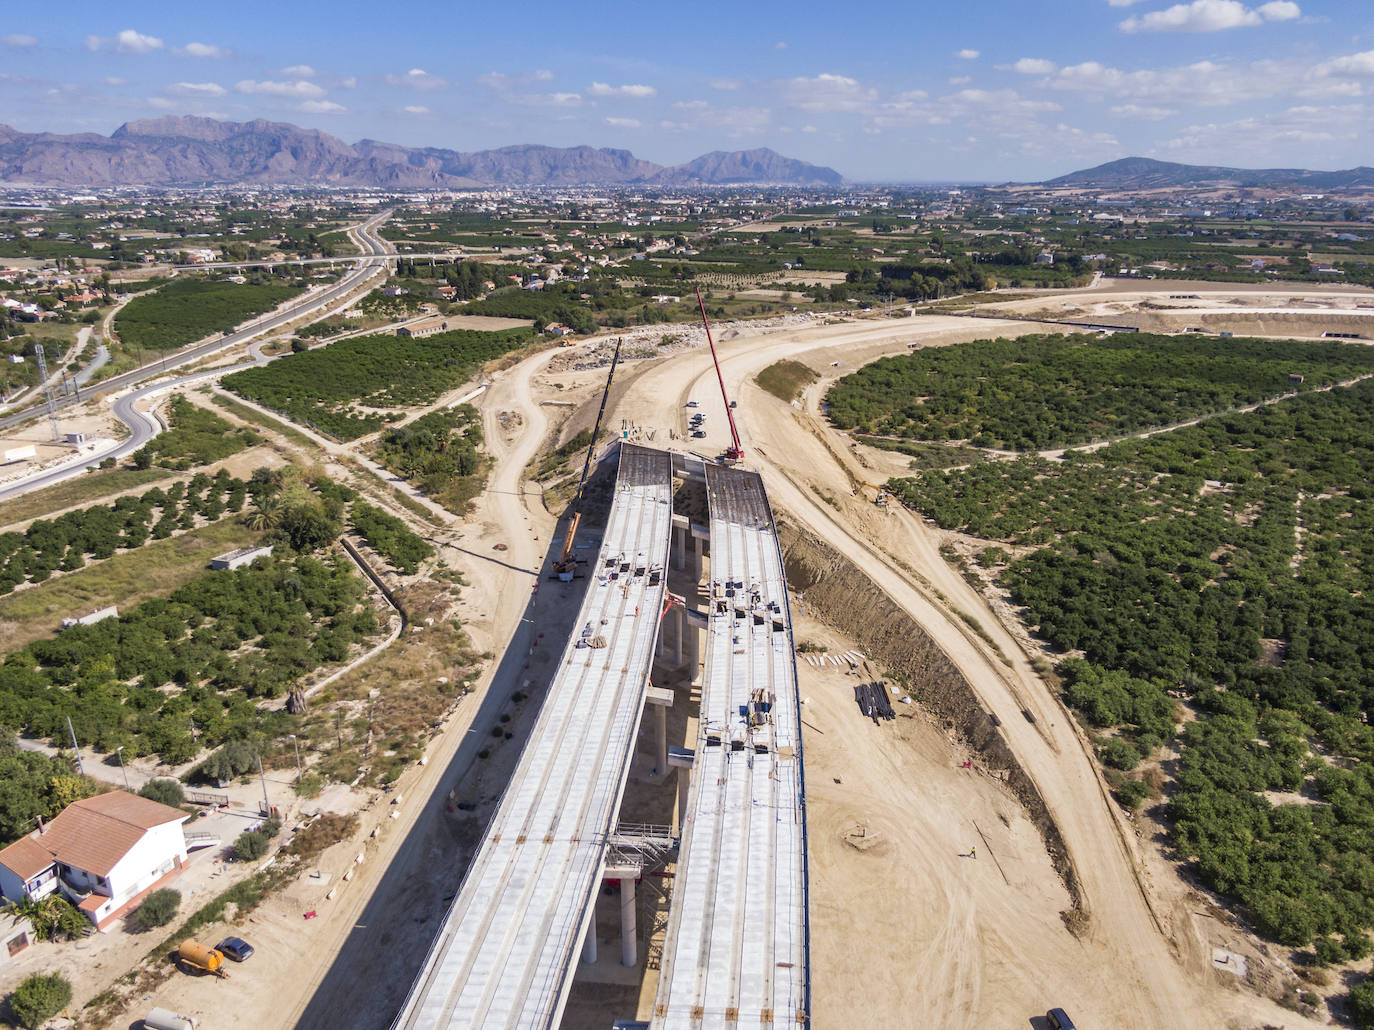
(244, 496), (281, 533)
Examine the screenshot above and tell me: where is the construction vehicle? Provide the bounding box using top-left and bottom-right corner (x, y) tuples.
(552, 338), (622, 582)
(694, 286), (743, 462)
(176, 939), (229, 978)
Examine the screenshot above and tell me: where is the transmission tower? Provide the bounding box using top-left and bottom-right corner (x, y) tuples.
(32, 343), (61, 442)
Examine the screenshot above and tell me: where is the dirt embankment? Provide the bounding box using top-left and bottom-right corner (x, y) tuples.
(1126, 309), (1374, 337)
(778, 519), (1084, 916)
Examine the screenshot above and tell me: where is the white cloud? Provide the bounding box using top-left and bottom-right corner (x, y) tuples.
(167, 81), (227, 98)
(178, 41), (228, 58)
(339, 76), (357, 89)
(1110, 102), (1178, 119)
(1047, 56), (1303, 105)
(1012, 57), (1058, 75)
(802, 124), (818, 132)
(85, 29), (164, 54)
(236, 79), (326, 99)
(533, 69), (553, 81)
(674, 100), (709, 111)
(1120, 0), (1299, 33)
(1314, 50), (1374, 78)
(513, 92), (582, 108)
(775, 41), (788, 50)
(476, 72), (509, 89)
(102, 76), (126, 86)
(299, 99), (345, 114)
(1163, 103), (1360, 159)
(1108, 0), (1147, 5)
(710, 78), (741, 91)
(402, 105), (430, 115)
(1257, 0), (1300, 19)
(783, 72), (876, 112)
(956, 48), (980, 60)
(949, 75), (972, 85)
(281, 64), (316, 78)
(385, 68), (446, 90)
(605, 116), (641, 128)
(588, 81), (657, 98)
(1, 34), (37, 48)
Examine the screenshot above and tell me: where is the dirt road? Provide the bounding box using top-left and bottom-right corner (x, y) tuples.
(608, 311), (1322, 1028)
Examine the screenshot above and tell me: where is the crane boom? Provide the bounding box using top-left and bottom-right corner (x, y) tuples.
(554, 337), (622, 581)
(695, 286), (742, 461)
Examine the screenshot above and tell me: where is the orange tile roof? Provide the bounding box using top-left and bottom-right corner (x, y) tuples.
(0, 791), (187, 880)
(0, 836), (56, 880)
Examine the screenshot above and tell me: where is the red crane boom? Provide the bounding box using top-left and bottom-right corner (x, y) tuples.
(695, 286), (743, 461)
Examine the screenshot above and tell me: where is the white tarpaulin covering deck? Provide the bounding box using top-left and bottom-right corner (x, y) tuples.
(651, 463), (810, 1029)
(393, 444), (673, 1030)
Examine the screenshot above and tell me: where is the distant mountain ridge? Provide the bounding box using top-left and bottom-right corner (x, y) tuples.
(1043, 156), (1374, 190)
(0, 116), (846, 188)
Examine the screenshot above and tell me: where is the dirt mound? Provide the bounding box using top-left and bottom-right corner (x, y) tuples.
(779, 520), (1084, 913)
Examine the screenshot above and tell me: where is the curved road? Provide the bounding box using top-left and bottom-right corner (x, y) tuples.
(0, 212), (395, 502)
(0, 210), (394, 435)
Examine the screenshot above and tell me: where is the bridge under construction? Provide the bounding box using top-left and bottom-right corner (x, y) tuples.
(392, 443), (809, 1029)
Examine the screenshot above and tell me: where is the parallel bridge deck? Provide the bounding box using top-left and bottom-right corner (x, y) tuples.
(651, 464), (811, 1029)
(393, 443), (674, 1030)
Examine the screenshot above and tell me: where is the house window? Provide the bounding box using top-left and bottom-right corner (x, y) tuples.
(6, 932), (28, 957)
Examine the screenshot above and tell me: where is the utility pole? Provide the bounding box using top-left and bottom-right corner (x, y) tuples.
(257, 756), (271, 817)
(32, 343), (60, 441)
(115, 746), (130, 791)
(65, 716), (85, 775)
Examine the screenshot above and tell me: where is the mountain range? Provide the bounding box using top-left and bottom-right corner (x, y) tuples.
(0, 117), (846, 189)
(1043, 156), (1374, 190)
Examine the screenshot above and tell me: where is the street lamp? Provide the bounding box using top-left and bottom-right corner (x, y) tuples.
(115, 746), (130, 791)
(287, 734), (302, 782)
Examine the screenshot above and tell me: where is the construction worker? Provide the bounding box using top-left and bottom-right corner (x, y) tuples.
(970, 845), (977, 860)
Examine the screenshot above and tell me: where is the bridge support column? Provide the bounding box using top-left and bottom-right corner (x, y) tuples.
(619, 877), (637, 967)
(645, 686), (674, 776)
(581, 917), (598, 965)
(674, 605), (683, 666)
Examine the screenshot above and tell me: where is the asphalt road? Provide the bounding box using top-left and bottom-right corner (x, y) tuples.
(0, 211), (395, 502)
(0, 210), (394, 434)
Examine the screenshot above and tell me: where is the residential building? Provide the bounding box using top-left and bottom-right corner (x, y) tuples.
(398, 316), (450, 338)
(0, 792), (190, 930)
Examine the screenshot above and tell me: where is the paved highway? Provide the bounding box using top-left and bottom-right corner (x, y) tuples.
(0, 211), (395, 502)
(0, 210), (395, 434)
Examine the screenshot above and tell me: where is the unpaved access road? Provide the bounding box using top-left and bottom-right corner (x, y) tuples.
(607, 310), (1323, 1029)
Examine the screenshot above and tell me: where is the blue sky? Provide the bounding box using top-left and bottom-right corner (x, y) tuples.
(2, 0), (1372, 181)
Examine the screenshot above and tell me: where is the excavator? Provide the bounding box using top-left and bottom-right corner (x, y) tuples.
(552, 337), (622, 582)
(695, 286), (744, 463)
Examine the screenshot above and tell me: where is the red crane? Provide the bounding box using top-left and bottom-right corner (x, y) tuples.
(695, 285), (743, 462)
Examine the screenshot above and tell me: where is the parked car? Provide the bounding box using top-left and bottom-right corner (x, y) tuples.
(216, 936), (254, 962)
(686, 400), (699, 407)
(1046, 1008), (1077, 1030)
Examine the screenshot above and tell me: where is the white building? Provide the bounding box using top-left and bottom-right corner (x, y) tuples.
(0, 792), (190, 930)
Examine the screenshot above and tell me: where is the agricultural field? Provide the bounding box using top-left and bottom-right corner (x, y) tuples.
(113, 275), (304, 352)
(350, 501), (433, 574)
(828, 333), (1374, 450)
(371, 404), (487, 514)
(131, 395), (261, 471)
(0, 470), (252, 595)
(887, 375), (1374, 958)
(0, 550), (378, 765)
(222, 327), (532, 440)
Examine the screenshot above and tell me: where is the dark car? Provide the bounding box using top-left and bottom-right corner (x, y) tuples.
(1046, 1008), (1076, 1030)
(217, 936), (254, 962)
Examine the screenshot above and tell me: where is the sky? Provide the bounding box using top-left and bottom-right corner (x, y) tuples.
(1, 0), (1372, 182)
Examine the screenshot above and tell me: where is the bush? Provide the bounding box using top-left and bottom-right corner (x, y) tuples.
(232, 818), (280, 862)
(136, 888), (181, 930)
(1350, 978), (1374, 1030)
(9, 972), (72, 1029)
(1114, 778), (1151, 811)
(138, 778), (185, 808)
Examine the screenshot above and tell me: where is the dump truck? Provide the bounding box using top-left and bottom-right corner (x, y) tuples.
(177, 939), (228, 978)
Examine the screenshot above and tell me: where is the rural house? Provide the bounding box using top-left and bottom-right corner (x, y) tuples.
(0, 791), (190, 930)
